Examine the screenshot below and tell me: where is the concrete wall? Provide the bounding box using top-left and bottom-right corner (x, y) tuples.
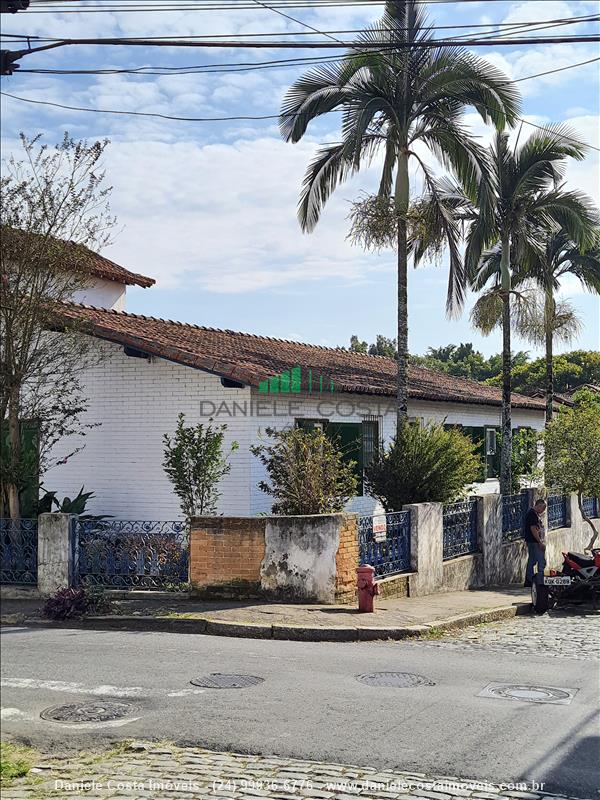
(189, 514), (358, 603)
(37, 513), (72, 597)
(262, 516), (339, 603)
(498, 495), (591, 585)
(441, 553), (485, 592)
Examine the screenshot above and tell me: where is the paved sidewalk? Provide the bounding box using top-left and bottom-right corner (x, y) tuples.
(0, 741), (580, 800)
(0, 587), (531, 641)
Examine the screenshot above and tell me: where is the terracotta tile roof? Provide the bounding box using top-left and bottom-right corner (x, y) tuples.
(60, 240), (156, 288)
(2, 227), (155, 288)
(56, 303), (547, 411)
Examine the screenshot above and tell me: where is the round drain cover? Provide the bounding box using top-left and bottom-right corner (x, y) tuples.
(488, 684), (571, 703)
(190, 673), (264, 689)
(356, 672), (435, 688)
(40, 701), (135, 724)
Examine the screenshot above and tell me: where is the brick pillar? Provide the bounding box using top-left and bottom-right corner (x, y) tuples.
(189, 517), (266, 598)
(37, 513), (73, 597)
(335, 513), (359, 604)
(404, 502), (443, 597)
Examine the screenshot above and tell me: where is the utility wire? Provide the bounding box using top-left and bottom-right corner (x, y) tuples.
(4, 14), (599, 39)
(2, 57), (600, 153)
(23, 0), (590, 10)
(4, 33), (600, 57)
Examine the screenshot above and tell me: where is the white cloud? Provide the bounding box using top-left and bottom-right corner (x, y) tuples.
(97, 134), (388, 293)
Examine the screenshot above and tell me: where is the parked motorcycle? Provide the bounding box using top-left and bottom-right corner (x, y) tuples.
(531, 549), (600, 613)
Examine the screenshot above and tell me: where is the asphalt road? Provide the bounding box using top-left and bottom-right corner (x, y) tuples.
(1, 623), (598, 797)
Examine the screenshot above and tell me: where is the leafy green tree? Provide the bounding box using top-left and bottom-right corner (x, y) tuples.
(489, 350), (600, 395)
(251, 427), (358, 515)
(163, 414), (238, 523)
(364, 422), (481, 511)
(544, 399), (600, 550)
(466, 127), (596, 493)
(280, 0), (519, 429)
(349, 335), (397, 358)
(571, 387), (600, 409)
(471, 230), (600, 422)
(1, 134), (114, 519)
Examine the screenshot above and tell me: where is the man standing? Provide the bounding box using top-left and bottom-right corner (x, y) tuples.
(523, 499), (547, 587)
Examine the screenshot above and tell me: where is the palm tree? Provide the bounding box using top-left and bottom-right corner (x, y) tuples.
(466, 128), (598, 493)
(279, 0), (520, 429)
(521, 231), (600, 422)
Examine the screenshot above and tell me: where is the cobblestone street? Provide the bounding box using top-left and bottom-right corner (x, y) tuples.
(417, 608), (600, 661)
(1, 741), (580, 800)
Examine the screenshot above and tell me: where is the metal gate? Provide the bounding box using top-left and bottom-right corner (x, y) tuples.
(71, 519), (188, 589)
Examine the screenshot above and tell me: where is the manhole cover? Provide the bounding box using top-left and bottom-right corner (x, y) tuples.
(356, 672), (435, 688)
(190, 673), (264, 689)
(478, 682), (577, 705)
(40, 701), (136, 723)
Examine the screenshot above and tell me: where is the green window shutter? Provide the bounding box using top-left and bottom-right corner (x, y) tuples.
(362, 419), (379, 470)
(326, 422), (363, 495)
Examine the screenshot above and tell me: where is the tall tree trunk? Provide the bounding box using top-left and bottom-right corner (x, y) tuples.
(395, 146), (410, 432)
(7, 385), (21, 520)
(545, 289), (554, 424)
(500, 233), (512, 496)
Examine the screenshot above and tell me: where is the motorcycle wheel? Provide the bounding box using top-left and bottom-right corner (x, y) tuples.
(531, 580), (550, 614)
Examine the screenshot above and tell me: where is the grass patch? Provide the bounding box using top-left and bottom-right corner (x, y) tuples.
(421, 626), (447, 640)
(0, 742), (35, 785)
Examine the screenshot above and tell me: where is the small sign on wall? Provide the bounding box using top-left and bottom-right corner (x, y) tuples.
(373, 514), (387, 542)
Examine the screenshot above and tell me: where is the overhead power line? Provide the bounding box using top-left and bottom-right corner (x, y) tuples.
(5, 32), (600, 51)
(2, 56), (599, 153)
(22, 0), (595, 10)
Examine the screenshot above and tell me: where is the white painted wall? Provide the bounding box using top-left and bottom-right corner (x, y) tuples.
(71, 278), (127, 311)
(44, 340), (546, 519)
(44, 338), (252, 519)
(245, 390), (546, 516)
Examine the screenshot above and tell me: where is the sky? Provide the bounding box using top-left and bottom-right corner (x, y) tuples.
(1, 0), (599, 358)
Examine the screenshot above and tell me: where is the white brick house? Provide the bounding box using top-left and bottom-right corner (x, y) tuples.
(42, 250), (547, 520)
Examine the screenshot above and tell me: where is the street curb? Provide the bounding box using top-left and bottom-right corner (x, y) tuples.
(0, 602), (532, 641)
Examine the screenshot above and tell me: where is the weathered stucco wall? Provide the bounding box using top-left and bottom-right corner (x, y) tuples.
(261, 516), (340, 603)
(190, 513), (358, 603)
(37, 513), (72, 597)
(441, 553), (485, 592)
(498, 495), (591, 585)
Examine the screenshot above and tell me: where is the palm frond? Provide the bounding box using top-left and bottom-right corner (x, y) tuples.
(279, 63), (352, 143)
(298, 134), (383, 232)
(470, 289), (503, 335)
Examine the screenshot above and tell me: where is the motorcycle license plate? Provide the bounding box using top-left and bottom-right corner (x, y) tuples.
(543, 576), (571, 586)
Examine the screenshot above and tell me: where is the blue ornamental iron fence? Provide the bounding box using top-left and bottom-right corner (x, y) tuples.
(502, 492), (528, 542)
(442, 500), (478, 560)
(0, 518), (38, 585)
(358, 511), (411, 577)
(72, 519), (188, 588)
(547, 495), (567, 530)
(582, 497), (599, 519)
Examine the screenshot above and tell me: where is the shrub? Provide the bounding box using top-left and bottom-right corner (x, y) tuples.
(364, 421), (482, 512)
(163, 414), (238, 522)
(544, 397), (600, 550)
(251, 426), (358, 515)
(42, 586), (112, 620)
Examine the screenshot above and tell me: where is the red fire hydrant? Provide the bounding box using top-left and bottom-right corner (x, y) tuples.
(357, 564), (380, 613)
